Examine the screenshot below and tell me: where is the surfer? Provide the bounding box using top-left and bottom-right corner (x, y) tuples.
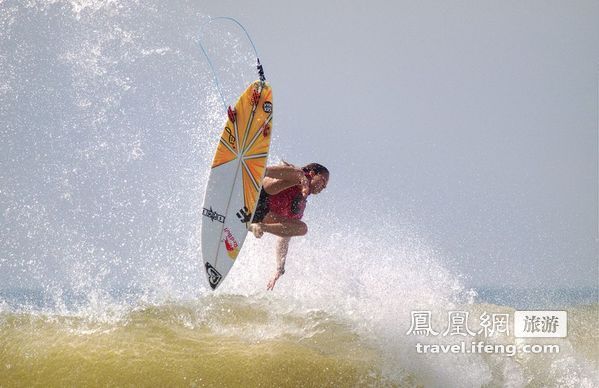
(248, 162), (329, 290)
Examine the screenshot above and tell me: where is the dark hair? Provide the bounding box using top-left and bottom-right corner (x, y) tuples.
(302, 163), (329, 177)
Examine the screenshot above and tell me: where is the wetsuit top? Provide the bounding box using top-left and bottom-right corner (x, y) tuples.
(267, 185), (307, 220)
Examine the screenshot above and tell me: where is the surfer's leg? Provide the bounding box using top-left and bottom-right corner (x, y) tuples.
(249, 213), (307, 238)
(258, 219), (307, 238)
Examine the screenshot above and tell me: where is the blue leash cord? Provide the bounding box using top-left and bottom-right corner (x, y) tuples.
(198, 16), (266, 112)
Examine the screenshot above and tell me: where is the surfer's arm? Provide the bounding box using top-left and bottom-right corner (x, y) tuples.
(263, 165), (309, 197)
(265, 165), (303, 183)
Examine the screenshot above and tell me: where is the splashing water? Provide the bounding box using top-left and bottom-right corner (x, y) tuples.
(1, 2), (597, 387)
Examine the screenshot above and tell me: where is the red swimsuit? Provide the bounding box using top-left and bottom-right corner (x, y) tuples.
(266, 185), (307, 220)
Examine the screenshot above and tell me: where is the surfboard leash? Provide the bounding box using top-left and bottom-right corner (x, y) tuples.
(209, 17), (266, 83)
(198, 16), (266, 112)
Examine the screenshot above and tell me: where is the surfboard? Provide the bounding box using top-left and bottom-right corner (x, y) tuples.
(201, 80), (273, 289)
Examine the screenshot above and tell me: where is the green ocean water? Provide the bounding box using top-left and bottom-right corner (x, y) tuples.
(0, 295), (397, 387)
(1, 293), (597, 387)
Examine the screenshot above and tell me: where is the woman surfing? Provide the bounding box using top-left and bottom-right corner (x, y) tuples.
(248, 162), (329, 290)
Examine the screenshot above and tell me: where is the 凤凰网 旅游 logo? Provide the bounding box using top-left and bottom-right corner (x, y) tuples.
(514, 311), (567, 338)
(203, 207), (225, 223)
(223, 227), (240, 259)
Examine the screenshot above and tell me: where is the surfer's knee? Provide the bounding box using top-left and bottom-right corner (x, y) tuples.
(283, 220), (307, 236)
(296, 221), (308, 236)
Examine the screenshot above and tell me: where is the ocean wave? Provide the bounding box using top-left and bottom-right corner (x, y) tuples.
(1, 294), (597, 387)
(0, 295), (397, 387)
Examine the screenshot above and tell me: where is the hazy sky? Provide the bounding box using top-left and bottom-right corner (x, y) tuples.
(199, 0), (598, 288)
(1, 0), (597, 290)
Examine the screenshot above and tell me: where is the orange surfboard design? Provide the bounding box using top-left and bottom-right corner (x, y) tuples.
(211, 81), (272, 218)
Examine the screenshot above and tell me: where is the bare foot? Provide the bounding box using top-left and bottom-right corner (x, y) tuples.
(248, 223), (264, 239)
(267, 269), (283, 290)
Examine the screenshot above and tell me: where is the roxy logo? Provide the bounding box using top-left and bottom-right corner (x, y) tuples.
(205, 262), (222, 290)
(203, 207), (225, 223)
(223, 227), (240, 259)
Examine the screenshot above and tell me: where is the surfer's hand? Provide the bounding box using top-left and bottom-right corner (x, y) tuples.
(248, 223), (264, 239)
(266, 269), (284, 291)
(299, 174), (310, 198)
